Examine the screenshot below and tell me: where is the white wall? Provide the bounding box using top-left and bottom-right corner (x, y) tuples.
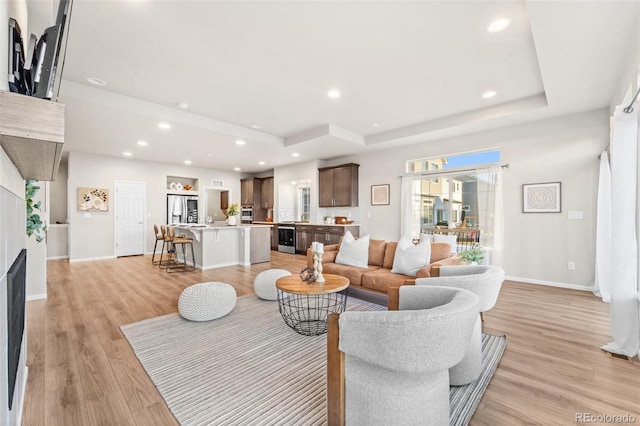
(322, 109), (608, 289)
(50, 158), (67, 223)
(67, 152), (242, 261)
(0, 146), (27, 426)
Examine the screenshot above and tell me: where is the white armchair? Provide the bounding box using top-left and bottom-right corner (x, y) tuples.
(413, 264), (505, 386)
(415, 264), (505, 319)
(327, 286), (480, 425)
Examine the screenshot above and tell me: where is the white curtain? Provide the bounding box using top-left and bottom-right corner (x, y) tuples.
(594, 150), (613, 302)
(599, 104), (640, 358)
(477, 167), (504, 267)
(400, 176), (417, 239)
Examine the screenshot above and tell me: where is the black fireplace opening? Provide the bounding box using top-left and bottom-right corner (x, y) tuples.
(7, 249), (26, 411)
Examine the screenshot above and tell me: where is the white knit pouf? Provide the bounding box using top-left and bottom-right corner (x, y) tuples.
(254, 269), (292, 300)
(178, 282), (237, 321)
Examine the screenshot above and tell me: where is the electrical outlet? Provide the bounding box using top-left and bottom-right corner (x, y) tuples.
(568, 261), (576, 270)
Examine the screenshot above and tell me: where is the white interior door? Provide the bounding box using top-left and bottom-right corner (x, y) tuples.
(115, 181), (145, 257)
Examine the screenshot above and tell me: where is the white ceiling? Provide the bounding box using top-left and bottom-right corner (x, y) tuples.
(52, 0), (640, 173)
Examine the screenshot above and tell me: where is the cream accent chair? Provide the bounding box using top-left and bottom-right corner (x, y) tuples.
(415, 265), (505, 320)
(414, 264), (505, 386)
(327, 286), (480, 426)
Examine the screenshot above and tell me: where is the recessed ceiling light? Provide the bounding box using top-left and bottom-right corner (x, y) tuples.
(158, 122), (171, 129)
(251, 124), (263, 129)
(373, 123), (385, 128)
(177, 102), (188, 110)
(184, 160), (192, 165)
(488, 18), (510, 33)
(258, 161), (266, 165)
(207, 153), (213, 156)
(123, 152), (132, 157)
(236, 140), (246, 145)
(292, 152), (300, 157)
(137, 140), (148, 146)
(482, 90), (497, 98)
(234, 167), (241, 171)
(87, 77), (106, 86)
(327, 89), (341, 99)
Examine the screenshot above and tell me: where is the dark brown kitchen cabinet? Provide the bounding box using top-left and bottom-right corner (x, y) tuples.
(270, 224), (278, 250)
(318, 163), (359, 207)
(220, 191), (229, 210)
(295, 226), (311, 253)
(261, 177), (274, 209)
(240, 178), (261, 207)
(295, 225), (359, 254)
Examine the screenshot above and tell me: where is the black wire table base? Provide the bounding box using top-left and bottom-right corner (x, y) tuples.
(277, 289), (348, 336)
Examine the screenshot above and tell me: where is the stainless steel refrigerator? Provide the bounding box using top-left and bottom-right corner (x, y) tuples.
(167, 195), (199, 224)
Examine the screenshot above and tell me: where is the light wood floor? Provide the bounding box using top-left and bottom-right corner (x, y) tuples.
(23, 253), (639, 425)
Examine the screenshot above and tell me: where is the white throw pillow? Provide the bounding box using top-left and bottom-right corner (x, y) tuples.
(433, 234), (458, 254)
(419, 233), (434, 244)
(335, 232), (370, 268)
(391, 236), (431, 277)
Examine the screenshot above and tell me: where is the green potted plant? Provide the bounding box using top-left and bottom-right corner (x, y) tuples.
(226, 203), (239, 225)
(26, 180), (47, 243)
(459, 246), (485, 265)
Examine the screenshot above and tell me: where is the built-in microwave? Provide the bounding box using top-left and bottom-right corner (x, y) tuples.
(241, 207), (253, 223)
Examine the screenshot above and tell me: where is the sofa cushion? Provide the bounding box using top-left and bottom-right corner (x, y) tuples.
(323, 262), (380, 286)
(362, 269), (412, 293)
(336, 232), (370, 268)
(383, 241), (398, 269)
(390, 237), (431, 277)
(368, 239), (387, 267)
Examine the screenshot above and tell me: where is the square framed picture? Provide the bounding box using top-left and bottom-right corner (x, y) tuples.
(371, 184), (390, 206)
(523, 182), (561, 213)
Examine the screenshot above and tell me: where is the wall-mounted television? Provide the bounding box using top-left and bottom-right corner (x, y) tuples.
(32, 0), (73, 100)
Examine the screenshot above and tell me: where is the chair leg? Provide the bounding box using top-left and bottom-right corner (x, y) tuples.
(151, 239), (159, 264)
(167, 243), (188, 272)
(189, 242), (196, 269)
(159, 240), (172, 268)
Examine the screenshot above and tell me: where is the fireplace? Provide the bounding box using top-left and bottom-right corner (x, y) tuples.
(7, 249), (26, 410)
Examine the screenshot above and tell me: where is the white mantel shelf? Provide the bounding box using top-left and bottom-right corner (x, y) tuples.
(0, 91), (65, 181)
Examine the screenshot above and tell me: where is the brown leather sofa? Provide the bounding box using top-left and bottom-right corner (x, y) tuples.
(306, 239), (463, 294)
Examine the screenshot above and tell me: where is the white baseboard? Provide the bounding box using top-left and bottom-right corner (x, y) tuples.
(46, 255), (69, 260)
(201, 261), (240, 270)
(26, 293), (47, 301)
(69, 255), (117, 263)
(506, 275), (593, 292)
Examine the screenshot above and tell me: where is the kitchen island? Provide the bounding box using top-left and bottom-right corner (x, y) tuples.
(174, 224), (272, 269)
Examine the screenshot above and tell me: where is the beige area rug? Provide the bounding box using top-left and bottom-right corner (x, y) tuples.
(121, 295), (506, 426)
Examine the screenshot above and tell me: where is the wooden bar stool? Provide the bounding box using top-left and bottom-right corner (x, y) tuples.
(151, 225), (164, 265)
(165, 226), (196, 272)
(157, 225), (174, 268)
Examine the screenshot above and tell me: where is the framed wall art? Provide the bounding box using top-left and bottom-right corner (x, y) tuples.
(371, 184), (390, 206)
(523, 182), (561, 213)
(78, 187), (109, 211)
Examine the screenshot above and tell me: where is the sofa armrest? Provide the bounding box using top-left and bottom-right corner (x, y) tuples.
(387, 280), (415, 311)
(433, 255), (466, 268)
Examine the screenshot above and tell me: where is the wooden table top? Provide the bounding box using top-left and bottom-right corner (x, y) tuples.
(276, 274), (350, 295)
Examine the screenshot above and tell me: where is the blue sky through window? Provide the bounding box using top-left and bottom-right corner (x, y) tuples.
(442, 150), (501, 168)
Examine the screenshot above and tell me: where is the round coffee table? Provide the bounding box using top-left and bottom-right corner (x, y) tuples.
(276, 274), (349, 336)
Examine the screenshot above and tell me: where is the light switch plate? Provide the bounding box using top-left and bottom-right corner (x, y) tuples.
(567, 211), (583, 220)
